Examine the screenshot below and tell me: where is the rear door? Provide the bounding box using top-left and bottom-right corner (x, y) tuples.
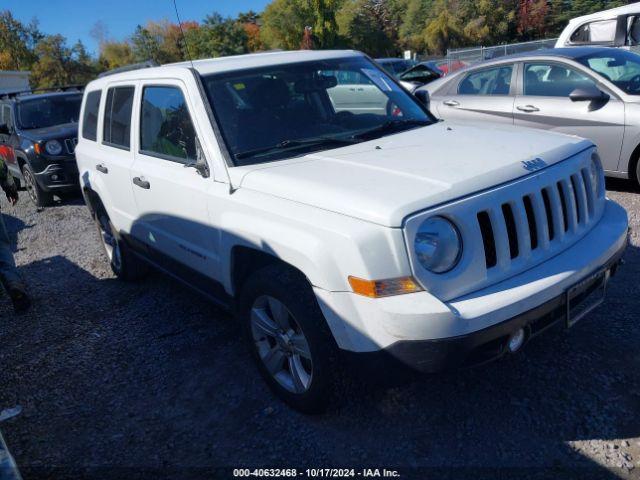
(129, 80), (218, 280)
(435, 63), (516, 124)
(513, 61), (625, 171)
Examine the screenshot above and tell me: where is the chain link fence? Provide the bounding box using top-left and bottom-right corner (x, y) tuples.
(445, 38), (558, 69)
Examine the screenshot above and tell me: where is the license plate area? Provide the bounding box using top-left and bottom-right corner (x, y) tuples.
(566, 270), (609, 328)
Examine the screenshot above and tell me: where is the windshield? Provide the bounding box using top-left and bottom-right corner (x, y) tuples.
(17, 94), (82, 129)
(202, 56), (433, 166)
(576, 49), (640, 95)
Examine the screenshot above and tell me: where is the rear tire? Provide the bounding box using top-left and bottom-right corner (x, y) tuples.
(96, 211), (148, 281)
(239, 264), (340, 413)
(22, 164), (53, 208)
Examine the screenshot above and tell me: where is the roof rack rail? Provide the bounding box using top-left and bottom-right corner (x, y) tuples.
(97, 61), (159, 78)
(0, 84), (85, 100)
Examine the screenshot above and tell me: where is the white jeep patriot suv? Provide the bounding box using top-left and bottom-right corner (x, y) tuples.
(76, 50), (629, 412)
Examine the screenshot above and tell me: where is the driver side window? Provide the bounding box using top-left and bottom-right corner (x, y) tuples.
(523, 63), (596, 97)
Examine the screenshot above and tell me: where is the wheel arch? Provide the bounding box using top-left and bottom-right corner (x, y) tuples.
(629, 141), (640, 185)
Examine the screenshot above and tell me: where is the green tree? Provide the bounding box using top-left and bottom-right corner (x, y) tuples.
(423, 0), (465, 55)
(30, 35), (95, 88)
(337, 0), (398, 55)
(0, 10), (38, 70)
(261, 0), (316, 49)
(186, 13), (248, 58)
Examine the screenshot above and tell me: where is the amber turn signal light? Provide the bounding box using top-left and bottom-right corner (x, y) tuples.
(348, 276), (423, 298)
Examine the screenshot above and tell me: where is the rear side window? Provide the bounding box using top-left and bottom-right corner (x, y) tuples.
(82, 91), (101, 141)
(458, 65), (513, 95)
(570, 19), (617, 44)
(103, 86), (134, 149)
(140, 86), (197, 163)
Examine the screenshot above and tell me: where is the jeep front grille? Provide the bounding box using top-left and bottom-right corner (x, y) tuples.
(476, 166), (597, 271)
(403, 147), (605, 302)
(64, 138), (78, 155)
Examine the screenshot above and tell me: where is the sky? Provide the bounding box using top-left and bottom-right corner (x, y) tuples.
(6, 0), (270, 55)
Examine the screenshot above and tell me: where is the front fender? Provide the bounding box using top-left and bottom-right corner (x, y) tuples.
(216, 189), (413, 295)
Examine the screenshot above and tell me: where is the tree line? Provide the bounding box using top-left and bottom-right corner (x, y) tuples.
(0, 0), (627, 89)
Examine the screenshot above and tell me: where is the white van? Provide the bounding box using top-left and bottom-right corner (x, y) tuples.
(556, 3), (640, 50)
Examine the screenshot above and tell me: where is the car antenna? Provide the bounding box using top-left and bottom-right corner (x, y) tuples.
(172, 0), (194, 68)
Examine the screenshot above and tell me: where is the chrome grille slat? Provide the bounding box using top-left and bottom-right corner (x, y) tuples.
(581, 167), (595, 217)
(531, 190), (551, 250)
(487, 207), (511, 270)
(571, 173), (589, 224)
(510, 199), (532, 260)
(559, 179), (578, 232)
(546, 186), (565, 241)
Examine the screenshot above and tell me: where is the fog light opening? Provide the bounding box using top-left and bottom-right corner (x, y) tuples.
(507, 328), (526, 353)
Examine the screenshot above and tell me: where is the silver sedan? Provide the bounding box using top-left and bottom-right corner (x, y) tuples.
(420, 47), (640, 185)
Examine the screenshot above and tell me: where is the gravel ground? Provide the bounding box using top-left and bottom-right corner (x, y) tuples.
(0, 179), (639, 479)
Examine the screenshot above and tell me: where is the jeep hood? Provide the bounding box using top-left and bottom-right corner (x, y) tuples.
(230, 122), (593, 227)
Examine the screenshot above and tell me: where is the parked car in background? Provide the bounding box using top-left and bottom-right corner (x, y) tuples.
(396, 62), (442, 93)
(422, 59), (468, 76)
(0, 88), (83, 207)
(555, 3), (640, 50)
(421, 47), (640, 186)
(375, 58), (417, 77)
(77, 50), (628, 412)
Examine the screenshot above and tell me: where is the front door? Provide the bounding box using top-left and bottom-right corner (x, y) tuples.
(129, 81), (219, 281)
(513, 61), (625, 171)
(435, 63), (516, 124)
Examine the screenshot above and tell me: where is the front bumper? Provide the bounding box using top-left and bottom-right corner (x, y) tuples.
(33, 159), (79, 192)
(315, 199), (629, 372)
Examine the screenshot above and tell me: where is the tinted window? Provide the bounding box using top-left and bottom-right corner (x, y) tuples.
(524, 63), (596, 97)
(103, 86), (134, 149)
(82, 91), (101, 141)
(17, 94), (82, 130)
(458, 65), (513, 95)
(140, 86), (197, 163)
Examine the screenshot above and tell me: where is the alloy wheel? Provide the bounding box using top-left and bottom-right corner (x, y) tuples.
(250, 295), (313, 394)
(23, 169), (38, 205)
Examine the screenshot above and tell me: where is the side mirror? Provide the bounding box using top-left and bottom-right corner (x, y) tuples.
(569, 85), (608, 102)
(414, 89), (430, 109)
(0, 124), (10, 136)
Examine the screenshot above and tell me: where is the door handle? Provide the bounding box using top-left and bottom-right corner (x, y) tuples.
(443, 100), (460, 107)
(96, 164), (108, 174)
(133, 176), (150, 189)
(517, 105), (540, 113)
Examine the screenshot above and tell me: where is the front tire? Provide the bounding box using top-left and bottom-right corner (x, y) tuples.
(239, 264), (340, 413)
(22, 164), (53, 208)
(95, 211), (147, 281)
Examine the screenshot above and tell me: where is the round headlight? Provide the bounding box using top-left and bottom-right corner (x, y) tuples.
(589, 152), (604, 198)
(414, 216), (462, 273)
(45, 140), (63, 156)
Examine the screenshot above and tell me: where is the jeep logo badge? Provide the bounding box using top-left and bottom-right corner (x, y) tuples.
(522, 158), (547, 172)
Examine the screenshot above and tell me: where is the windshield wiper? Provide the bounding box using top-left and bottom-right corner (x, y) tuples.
(352, 119), (432, 141)
(234, 135), (361, 160)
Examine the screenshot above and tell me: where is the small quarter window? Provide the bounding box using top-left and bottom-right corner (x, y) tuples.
(140, 86), (197, 163)
(82, 90), (101, 141)
(103, 86), (134, 149)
